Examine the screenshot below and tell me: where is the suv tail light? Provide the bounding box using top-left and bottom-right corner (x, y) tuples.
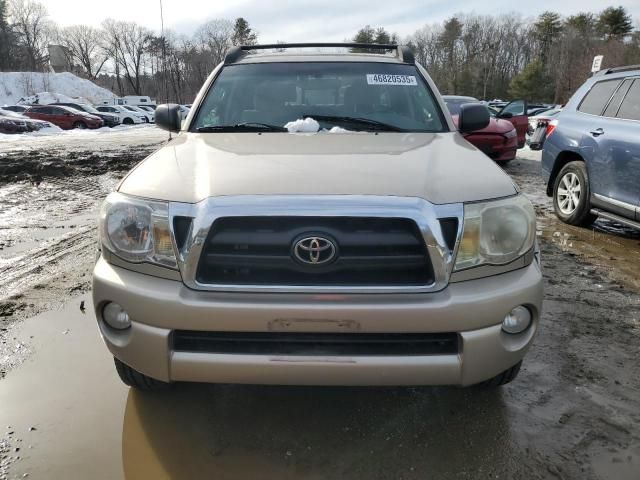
(546, 119), (558, 138)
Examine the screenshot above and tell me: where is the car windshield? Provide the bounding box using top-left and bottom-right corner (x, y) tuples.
(78, 104), (99, 114)
(191, 62), (446, 132)
(443, 98), (480, 116)
(444, 98), (495, 118)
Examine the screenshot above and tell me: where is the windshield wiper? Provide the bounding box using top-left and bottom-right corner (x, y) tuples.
(196, 122), (287, 132)
(302, 114), (406, 132)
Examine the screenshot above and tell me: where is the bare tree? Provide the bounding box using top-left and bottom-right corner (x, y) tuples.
(102, 19), (152, 95)
(8, 0), (51, 70)
(196, 19), (233, 66)
(57, 24), (108, 79)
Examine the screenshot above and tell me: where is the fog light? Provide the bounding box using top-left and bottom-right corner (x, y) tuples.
(502, 306), (531, 334)
(102, 302), (131, 330)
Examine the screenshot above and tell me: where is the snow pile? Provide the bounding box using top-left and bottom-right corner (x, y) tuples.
(0, 72), (115, 106)
(18, 91), (91, 106)
(285, 117), (320, 133)
(284, 118), (364, 134)
(0, 123), (158, 142)
(27, 124), (63, 135)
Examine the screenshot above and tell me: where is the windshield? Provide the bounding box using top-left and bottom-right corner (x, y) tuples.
(79, 104), (99, 114)
(191, 62), (446, 132)
(443, 97), (481, 116)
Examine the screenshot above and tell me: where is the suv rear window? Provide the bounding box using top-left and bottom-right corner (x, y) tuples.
(578, 79), (621, 115)
(191, 62), (446, 132)
(616, 79), (640, 121)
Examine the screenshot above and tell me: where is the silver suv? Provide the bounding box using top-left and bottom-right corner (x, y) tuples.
(92, 44), (542, 390)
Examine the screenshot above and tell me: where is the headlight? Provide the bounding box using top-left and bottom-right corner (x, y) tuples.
(454, 195), (535, 271)
(99, 192), (177, 269)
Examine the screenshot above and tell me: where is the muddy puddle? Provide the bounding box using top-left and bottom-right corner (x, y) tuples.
(504, 154), (640, 292)
(0, 128), (165, 378)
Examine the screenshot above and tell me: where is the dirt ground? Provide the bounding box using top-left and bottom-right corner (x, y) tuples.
(0, 131), (639, 479)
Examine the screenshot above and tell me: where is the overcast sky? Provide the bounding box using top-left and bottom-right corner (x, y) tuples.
(43, 0), (640, 42)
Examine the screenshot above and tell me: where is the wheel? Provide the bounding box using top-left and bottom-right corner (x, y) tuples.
(123, 117), (134, 125)
(73, 121), (87, 129)
(552, 161), (597, 226)
(114, 357), (170, 391)
(479, 361), (522, 387)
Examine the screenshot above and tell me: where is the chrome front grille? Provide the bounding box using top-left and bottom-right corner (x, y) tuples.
(196, 216), (434, 286)
(170, 195), (463, 293)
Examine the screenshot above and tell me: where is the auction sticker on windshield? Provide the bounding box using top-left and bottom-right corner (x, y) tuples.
(366, 74), (418, 86)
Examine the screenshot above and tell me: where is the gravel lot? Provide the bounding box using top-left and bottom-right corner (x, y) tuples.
(0, 129), (638, 479)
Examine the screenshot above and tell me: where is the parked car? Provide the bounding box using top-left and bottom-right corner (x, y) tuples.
(93, 43), (542, 392)
(54, 102), (120, 127)
(178, 104), (191, 120)
(542, 65), (640, 230)
(136, 105), (156, 114)
(443, 95), (518, 162)
(0, 108), (54, 131)
(2, 105), (28, 113)
(527, 108), (562, 136)
(527, 105), (553, 116)
(494, 100), (529, 148)
(24, 105), (103, 130)
(122, 105), (153, 123)
(0, 113), (29, 134)
(95, 105), (144, 125)
(526, 108), (562, 150)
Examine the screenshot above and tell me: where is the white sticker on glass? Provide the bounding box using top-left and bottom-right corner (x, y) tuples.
(366, 74), (418, 86)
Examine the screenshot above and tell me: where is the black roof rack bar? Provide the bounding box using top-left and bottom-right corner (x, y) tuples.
(224, 43), (415, 65)
(597, 64), (640, 75)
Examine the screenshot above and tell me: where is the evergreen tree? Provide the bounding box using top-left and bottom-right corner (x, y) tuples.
(353, 25), (376, 44)
(437, 17), (463, 93)
(565, 13), (596, 36)
(534, 11), (563, 63)
(508, 60), (554, 102)
(231, 17), (257, 46)
(374, 27), (391, 44)
(596, 6), (633, 39)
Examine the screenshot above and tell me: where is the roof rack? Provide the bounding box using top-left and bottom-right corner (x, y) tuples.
(596, 64), (640, 75)
(224, 43), (415, 65)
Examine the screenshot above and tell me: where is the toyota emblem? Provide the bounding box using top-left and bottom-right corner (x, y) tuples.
(293, 236), (337, 265)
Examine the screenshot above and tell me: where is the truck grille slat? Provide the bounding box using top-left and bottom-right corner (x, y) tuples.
(173, 331), (459, 356)
(196, 216), (434, 287)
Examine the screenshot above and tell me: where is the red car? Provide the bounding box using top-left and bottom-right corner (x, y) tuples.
(444, 96), (526, 163)
(24, 105), (103, 130)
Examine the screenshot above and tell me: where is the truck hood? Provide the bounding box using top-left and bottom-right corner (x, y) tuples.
(118, 132), (517, 205)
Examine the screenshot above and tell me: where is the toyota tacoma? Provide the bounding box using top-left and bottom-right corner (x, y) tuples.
(93, 43), (543, 390)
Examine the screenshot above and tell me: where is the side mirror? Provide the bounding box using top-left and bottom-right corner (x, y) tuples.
(458, 103), (490, 133)
(498, 112), (513, 119)
(155, 103), (182, 132)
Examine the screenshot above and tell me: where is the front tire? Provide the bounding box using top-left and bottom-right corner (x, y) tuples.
(123, 117), (134, 125)
(114, 357), (170, 391)
(552, 161), (596, 226)
(73, 121), (87, 129)
(479, 361), (522, 387)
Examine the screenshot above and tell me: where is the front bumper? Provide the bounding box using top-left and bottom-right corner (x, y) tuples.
(464, 132), (518, 162)
(92, 255), (543, 387)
